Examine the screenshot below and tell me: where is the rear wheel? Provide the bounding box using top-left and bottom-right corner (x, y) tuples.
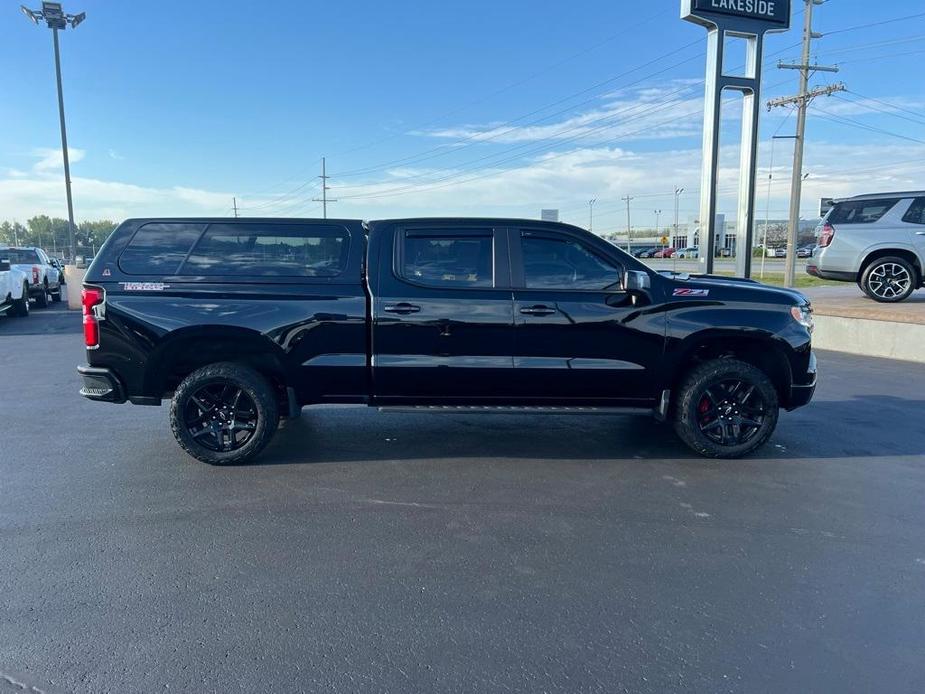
(34, 283), (49, 308)
(860, 256), (917, 303)
(673, 358), (779, 458)
(51, 284), (62, 302)
(170, 362), (279, 465)
(11, 282), (30, 317)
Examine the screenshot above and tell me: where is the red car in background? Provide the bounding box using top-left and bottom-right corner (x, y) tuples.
(653, 247), (676, 258)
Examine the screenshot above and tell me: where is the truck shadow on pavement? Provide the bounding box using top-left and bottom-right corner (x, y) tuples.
(253, 393), (925, 466)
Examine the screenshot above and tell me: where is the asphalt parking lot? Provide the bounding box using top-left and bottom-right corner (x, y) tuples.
(2, 302), (925, 693)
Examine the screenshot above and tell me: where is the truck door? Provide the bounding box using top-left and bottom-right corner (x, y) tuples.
(371, 223), (515, 401)
(509, 227), (665, 404)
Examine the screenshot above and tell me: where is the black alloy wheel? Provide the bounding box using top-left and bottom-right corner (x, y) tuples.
(170, 362), (279, 465)
(695, 379), (767, 447)
(673, 358), (779, 458)
(183, 383), (259, 453)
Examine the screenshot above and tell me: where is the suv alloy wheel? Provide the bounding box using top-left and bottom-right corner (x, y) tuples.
(860, 256), (917, 303)
(170, 362), (280, 465)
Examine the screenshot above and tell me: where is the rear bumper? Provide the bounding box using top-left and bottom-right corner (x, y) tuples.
(806, 265), (857, 282)
(77, 364), (126, 403)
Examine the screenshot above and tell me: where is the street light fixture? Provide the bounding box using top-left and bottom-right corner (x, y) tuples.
(588, 199), (597, 233)
(21, 2), (86, 263)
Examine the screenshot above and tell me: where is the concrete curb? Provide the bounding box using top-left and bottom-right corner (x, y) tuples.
(813, 314), (925, 364)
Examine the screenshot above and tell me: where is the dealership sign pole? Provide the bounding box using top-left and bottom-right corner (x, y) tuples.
(681, 0), (790, 276)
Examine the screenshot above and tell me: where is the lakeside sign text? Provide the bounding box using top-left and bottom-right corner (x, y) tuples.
(691, 0), (790, 26)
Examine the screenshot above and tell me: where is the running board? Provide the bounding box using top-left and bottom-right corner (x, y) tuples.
(378, 405), (656, 416)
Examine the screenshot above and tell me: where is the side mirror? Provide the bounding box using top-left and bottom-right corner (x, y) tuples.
(623, 269), (650, 292)
(0, 259), (10, 272)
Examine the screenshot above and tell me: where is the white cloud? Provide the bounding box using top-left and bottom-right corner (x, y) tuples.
(418, 81), (710, 145)
(0, 175), (236, 222)
(31, 147), (86, 173)
(108, 149), (125, 161)
(2, 138), (922, 231)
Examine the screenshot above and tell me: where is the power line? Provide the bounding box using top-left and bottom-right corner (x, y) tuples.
(329, 8), (674, 160)
(331, 39), (708, 179)
(836, 48), (925, 65)
(843, 89), (925, 125)
(812, 109), (925, 146)
(830, 93), (925, 128)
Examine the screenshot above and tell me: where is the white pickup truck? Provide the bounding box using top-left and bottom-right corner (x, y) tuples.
(2, 246), (63, 307)
(0, 252), (31, 318)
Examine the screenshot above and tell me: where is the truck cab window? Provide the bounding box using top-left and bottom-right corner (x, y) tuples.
(401, 233), (493, 287)
(522, 235), (621, 290)
(120, 223), (205, 275)
(182, 223), (349, 277)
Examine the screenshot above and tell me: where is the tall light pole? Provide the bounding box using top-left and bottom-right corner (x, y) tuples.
(621, 195), (633, 252)
(21, 3), (86, 263)
(673, 187), (684, 247)
(588, 199), (596, 233)
(654, 209), (662, 240)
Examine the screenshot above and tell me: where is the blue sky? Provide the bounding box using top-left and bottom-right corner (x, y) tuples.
(1, 0), (923, 231)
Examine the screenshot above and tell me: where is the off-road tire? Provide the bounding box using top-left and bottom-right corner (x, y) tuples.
(673, 358), (779, 459)
(170, 362), (279, 465)
(860, 256), (917, 303)
(11, 283), (30, 317)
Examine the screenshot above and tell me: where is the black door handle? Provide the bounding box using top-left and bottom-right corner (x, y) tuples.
(383, 303), (421, 314)
(519, 305), (557, 316)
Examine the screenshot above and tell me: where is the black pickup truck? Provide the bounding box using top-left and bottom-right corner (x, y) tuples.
(78, 217), (816, 464)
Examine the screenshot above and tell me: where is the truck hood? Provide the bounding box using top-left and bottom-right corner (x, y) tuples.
(661, 271), (809, 305)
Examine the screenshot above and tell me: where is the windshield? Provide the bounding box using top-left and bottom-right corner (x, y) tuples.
(4, 249), (41, 264)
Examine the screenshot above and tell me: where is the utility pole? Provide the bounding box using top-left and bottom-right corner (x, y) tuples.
(768, 0), (843, 287)
(232, 197), (239, 218)
(621, 195), (633, 252)
(21, 3), (86, 263)
(654, 209), (662, 239)
(673, 187), (684, 248)
(312, 156), (337, 219)
(588, 199), (596, 233)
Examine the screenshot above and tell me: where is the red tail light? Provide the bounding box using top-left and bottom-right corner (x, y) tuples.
(82, 286), (104, 349)
(32, 265), (39, 284)
(818, 222), (835, 248)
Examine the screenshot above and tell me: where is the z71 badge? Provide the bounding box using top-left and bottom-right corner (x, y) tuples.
(673, 288), (710, 297)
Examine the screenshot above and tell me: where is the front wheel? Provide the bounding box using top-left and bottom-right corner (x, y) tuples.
(673, 358), (779, 458)
(169, 362), (279, 465)
(860, 256), (917, 303)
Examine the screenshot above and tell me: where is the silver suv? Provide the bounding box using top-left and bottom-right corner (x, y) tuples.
(808, 191), (925, 302)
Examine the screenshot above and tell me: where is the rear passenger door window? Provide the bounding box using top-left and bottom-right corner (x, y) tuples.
(398, 230), (494, 287)
(119, 223), (204, 275)
(182, 223), (349, 277)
